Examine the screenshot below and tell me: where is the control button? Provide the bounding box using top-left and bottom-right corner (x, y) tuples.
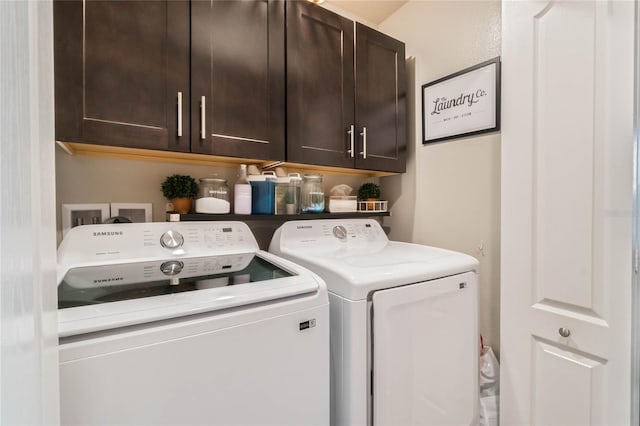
(160, 260), (184, 276)
(333, 225), (348, 240)
(160, 230), (184, 249)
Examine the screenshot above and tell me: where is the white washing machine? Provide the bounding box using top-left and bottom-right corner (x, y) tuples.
(57, 221), (329, 426)
(269, 219), (479, 426)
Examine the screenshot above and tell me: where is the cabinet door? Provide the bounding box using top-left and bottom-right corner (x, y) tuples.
(355, 23), (406, 173)
(191, 0), (285, 161)
(286, 1), (355, 169)
(54, 0), (190, 151)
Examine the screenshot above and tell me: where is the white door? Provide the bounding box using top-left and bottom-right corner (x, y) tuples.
(501, 1), (633, 424)
(372, 272), (478, 425)
(1, 0), (59, 424)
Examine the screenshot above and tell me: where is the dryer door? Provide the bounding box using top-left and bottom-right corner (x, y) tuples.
(372, 272), (479, 426)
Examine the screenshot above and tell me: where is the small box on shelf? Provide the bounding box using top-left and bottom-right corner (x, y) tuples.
(166, 212), (181, 222)
(326, 196), (357, 213)
(357, 200), (388, 212)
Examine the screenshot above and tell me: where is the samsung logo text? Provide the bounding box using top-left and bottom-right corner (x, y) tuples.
(93, 231), (124, 237)
(94, 277), (124, 284)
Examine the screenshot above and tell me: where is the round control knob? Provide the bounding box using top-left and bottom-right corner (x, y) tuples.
(160, 260), (184, 276)
(333, 225), (348, 240)
(160, 230), (184, 249)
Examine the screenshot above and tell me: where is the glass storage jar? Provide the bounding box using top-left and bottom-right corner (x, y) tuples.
(301, 174), (324, 213)
(275, 173), (302, 215)
(195, 177), (230, 214)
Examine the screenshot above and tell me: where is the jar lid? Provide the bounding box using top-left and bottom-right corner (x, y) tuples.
(247, 174), (277, 182)
(199, 177), (227, 183)
(303, 174), (322, 180)
(276, 173), (302, 183)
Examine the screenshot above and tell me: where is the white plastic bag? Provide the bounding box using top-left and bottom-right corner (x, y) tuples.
(479, 345), (499, 426)
(480, 346), (499, 396)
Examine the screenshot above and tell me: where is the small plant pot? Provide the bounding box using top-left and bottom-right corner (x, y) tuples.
(172, 197), (192, 214)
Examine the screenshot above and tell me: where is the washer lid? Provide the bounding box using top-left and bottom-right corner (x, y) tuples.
(57, 251), (319, 337)
(269, 219), (478, 300)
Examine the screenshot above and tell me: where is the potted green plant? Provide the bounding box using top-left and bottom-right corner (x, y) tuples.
(357, 182), (381, 211)
(161, 174), (198, 214)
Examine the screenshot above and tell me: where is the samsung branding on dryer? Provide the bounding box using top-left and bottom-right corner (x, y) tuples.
(93, 231), (124, 237)
(94, 277), (124, 284)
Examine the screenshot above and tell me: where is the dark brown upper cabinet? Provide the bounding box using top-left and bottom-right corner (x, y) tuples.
(54, 0), (191, 152)
(54, 0), (284, 161)
(54, 0), (402, 172)
(286, 1), (407, 173)
(190, 0), (285, 161)
(354, 23), (407, 173)
(286, 0), (355, 169)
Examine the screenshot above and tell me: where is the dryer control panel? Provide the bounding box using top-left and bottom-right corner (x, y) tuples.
(272, 219), (388, 251)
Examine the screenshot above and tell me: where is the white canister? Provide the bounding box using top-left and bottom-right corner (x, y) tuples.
(234, 164), (252, 215)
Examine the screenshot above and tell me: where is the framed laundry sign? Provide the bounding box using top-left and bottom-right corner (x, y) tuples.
(422, 57), (500, 144)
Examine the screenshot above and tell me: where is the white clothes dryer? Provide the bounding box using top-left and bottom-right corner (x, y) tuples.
(57, 221), (329, 426)
(269, 219), (479, 426)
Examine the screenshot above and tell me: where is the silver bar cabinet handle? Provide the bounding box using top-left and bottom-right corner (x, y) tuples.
(359, 127), (367, 159)
(200, 96), (206, 140)
(347, 125), (355, 158)
(177, 92), (183, 137)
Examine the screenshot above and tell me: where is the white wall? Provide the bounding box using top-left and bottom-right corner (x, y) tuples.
(379, 1), (502, 354)
(55, 148), (376, 247)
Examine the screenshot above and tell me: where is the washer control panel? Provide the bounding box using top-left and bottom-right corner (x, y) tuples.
(58, 222), (259, 267)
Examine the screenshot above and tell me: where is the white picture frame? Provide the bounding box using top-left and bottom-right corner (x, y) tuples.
(110, 203), (152, 223)
(422, 57), (501, 144)
(61, 203), (110, 237)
